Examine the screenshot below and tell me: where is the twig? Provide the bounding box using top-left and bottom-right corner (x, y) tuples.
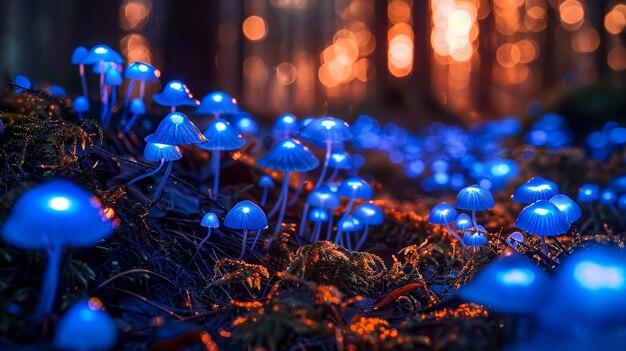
(91, 269), (179, 294)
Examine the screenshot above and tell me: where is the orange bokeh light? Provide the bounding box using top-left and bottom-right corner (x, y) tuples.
(243, 16), (268, 41)
(559, 0), (585, 30)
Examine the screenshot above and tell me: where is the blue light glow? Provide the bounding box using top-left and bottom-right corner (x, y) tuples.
(574, 261), (625, 290)
(496, 268), (536, 286)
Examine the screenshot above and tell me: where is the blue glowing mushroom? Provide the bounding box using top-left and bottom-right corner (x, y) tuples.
(549, 194), (582, 224)
(189, 212), (220, 262)
(54, 299), (117, 351)
(455, 213), (473, 231)
(335, 216), (363, 249)
(515, 200), (570, 255)
(272, 114), (299, 140)
(512, 176), (559, 204)
(308, 207), (329, 243)
(102, 67), (123, 127)
(327, 149), (353, 183)
(123, 62), (159, 106)
(298, 117), (355, 188)
(577, 183), (600, 203)
(352, 202), (384, 251)
(82, 45), (123, 111)
(429, 202), (464, 246)
(128, 143), (182, 201)
(258, 175), (275, 206)
(71, 46), (89, 98)
(195, 91), (239, 118)
(153, 80), (198, 112)
(123, 98), (147, 133)
(223, 200), (268, 259)
(335, 176), (373, 244)
(257, 138), (319, 233)
(506, 231), (525, 249)
(1, 180), (114, 319)
(298, 184), (341, 239)
(73, 96), (90, 121)
(197, 119), (245, 198)
(231, 111), (259, 135)
(145, 112), (207, 145)
(456, 184), (495, 229)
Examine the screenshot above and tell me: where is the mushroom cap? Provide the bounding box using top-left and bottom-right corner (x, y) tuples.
(506, 231), (524, 249)
(92, 61), (119, 74)
(223, 200), (268, 230)
(328, 150), (352, 170)
(153, 80), (199, 107)
(48, 85), (67, 98)
(463, 232), (488, 247)
(338, 216), (363, 232)
(14, 75), (31, 89)
(272, 114), (299, 136)
(577, 183), (600, 203)
(454, 213), (472, 230)
(1, 179), (114, 249)
(231, 112), (259, 135)
(337, 176), (373, 199)
(515, 200), (570, 236)
(195, 91), (239, 115)
(618, 194), (626, 210)
(608, 174), (626, 193)
(71, 46), (89, 65)
(298, 117), (355, 143)
(300, 117), (314, 128)
(124, 62), (159, 82)
(309, 208), (329, 222)
(512, 176), (559, 204)
(144, 112), (207, 145)
(143, 142), (182, 162)
(352, 202), (384, 225)
(257, 138), (319, 172)
(258, 175), (275, 188)
(73, 96), (90, 113)
(456, 184), (495, 211)
(549, 194), (582, 223)
(104, 68), (123, 86)
(196, 119), (245, 151)
(129, 98), (146, 115)
(306, 185), (341, 208)
(600, 188), (617, 205)
(200, 212), (220, 228)
(82, 44), (123, 65)
(428, 202), (458, 225)
(54, 299), (117, 351)
(458, 254), (551, 314)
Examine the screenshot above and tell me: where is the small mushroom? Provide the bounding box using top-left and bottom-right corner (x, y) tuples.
(189, 212), (220, 262)
(272, 114), (299, 140)
(195, 91), (239, 119)
(335, 176), (373, 244)
(223, 200), (268, 259)
(515, 200), (570, 255)
(128, 142), (182, 197)
(258, 175), (275, 206)
(299, 184), (341, 239)
(71, 46), (89, 98)
(428, 202), (463, 246)
(455, 184), (495, 229)
(123, 98), (147, 133)
(308, 207), (329, 242)
(352, 202), (383, 251)
(54, 298), (117, 351)
(153, 80), (198, 112)
(123, 62), (159, 106)
(512, 176), (559, 204)
(549, 194), (582, 224)
(73, 96), (90, 121)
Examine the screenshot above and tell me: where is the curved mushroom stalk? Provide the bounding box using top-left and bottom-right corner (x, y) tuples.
(260, 188), (269, 206)
(354, 225), (370, 251)
(325, 214), (334, 241)
(288, 175), (306, 206)
(274, 171), (291, 233)
(212, 150), (221, 199)
(189, 228), (212, 263)
(238, 230), (248, 259)
(151, 161), (174, 202)
(123, 79), (137, 106)
(79, 63), (88, 99)
(312, 222), (322, 242)
(445, 223), (465, 246)
(297, 204), (310, 237)
(34, 244), (63, 320)
(315, 139), (333, 189)
(123, 112), (141, 133)
(128, 159), (165, 185)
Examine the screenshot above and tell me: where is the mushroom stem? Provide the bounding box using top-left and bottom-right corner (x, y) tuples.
(189, 228), (212, 264)
(471, 210), (478, 229)
(123, 79), (137, 106)
(540, 236), (548, 255)
(79, 64), (88, 98)
(100, 85), (109, 126)
(312, 222), (322, 242)
(327, 168), (339, 183)
(260, 188), (269, 206)
(315, 139), (333, 189)
(34, 244), (63, 320)
(251, 229), (263, 251)
(325, 213), (334, 241)
(238, 230), (248, 259)
(123, 112), (141, 133)
(445, 223), (465, 247)
(139, 81), (146, 100)
(99, 60), (106, 116)
(267, 188), (285, 218)
(288, 174), (306, 206)
(128, 158), (165, 185)
(274, 171), (291, 233)
(171, 106), (176, 113)
(152, 161), (174, 202)
(335, 198), (356, 242)
(105, 85), (116, 128)
(354, 225), (370, 251)
(297, 204), (310, 237)
(211, 150), (221, 199)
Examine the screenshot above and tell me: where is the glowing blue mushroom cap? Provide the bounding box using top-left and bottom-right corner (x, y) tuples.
(143, 142), (182, 162)
(82, 44), (123, 65)
(618, 194), (626, 210)
(92, 61), (118, 74)
(196, 119), (245, 151)
(54, 299), (117, 351)
(104, 68), (123, 86)
(144, 112), (207, 145)
(272, 114), (299, 136)
(309, 208), (329, 222)
(200, 212), (220, 228)
(454, 213), (472, 230)
(328, 150), (353, 170)
(512, 176), (559, 204)
(14, 75), (31, 89)
(231, 112), (259, 135)
(48, 85), (67, 98)
(71, 46), (89, 65)
(257, 138), (319, 172)
(259, 175), (274, 188)
(223, 200), (268, 230)
(463, 232), (488, 247)
(306, 185), (341, 209)
(458, 254), (551, 314)
(515, 200), (570, 236)
(608, 174), (626, 193)
(506, 231), (524, 249)
(428, 202), (458, 225)
(153, 80), (199, 107)
(352, 202), (384, 225)
(577, 184), (600, 203)
(549, 194), (582, 223)
(338, 216), (363, 232)
(130, 98), (146, 115)
(337, 176), (373, 199)
(1, 179), (114, 249)
(195, 91), (239, 115)
(298, 116), (355, 143)
(124, 62), (159, 82)
(73, 96), (90, 113)
(456, 184), (495, 211)
(600, 188), (617, 205)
